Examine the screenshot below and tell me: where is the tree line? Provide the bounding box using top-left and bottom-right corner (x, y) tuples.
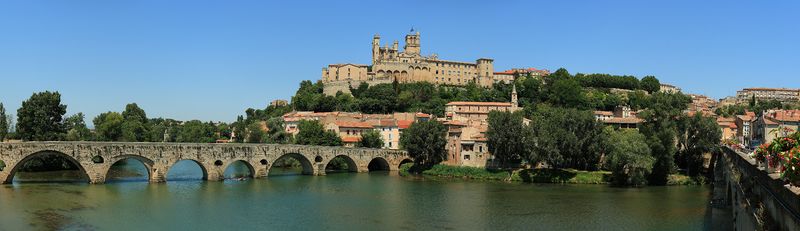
(0, 91), (384, 148)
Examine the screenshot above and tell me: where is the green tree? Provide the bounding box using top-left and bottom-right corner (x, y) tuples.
(399, 120), (447, 171)
(246, 122), (265, 143)
(549, 78), (587, 109)
(357, 129), (384, 148)
(63, 113), (91, 141)
(122, 103), (148, 124)
(605, 128), (654, 186)
(265, 117), (291, 144)
(93, 112), (124, 141)
(638, 92), (691, 185)
(146, 118), (180, 142)
(294, 120), (342, 146)
(176, 120), (216, 143)
(527, 106), (605, 170)
(16, 91), (67, 141)
(0, 103), (7, 141)
(487, 111), (530, 168)
(677, 113), (722, 176)
(639, 76), (661, 93)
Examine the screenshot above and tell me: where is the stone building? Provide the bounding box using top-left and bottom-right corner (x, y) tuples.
(442, 86), (522, 168)
(282, 111), (428, 149)
(735, 112), (757, 148)
(659, 83), (682, 93)
(753, 109), (800, 145)
(322, 30), (502, 95)
(735, 88), (800, 105)
(593, 105), (643, 129)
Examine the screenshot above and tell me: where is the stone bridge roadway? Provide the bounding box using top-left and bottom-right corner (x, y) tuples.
(0, 142), (411, 184)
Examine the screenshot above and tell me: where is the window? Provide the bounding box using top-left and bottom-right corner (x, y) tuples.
(464, 155), (471, 160)
(479, 146), (483, 152)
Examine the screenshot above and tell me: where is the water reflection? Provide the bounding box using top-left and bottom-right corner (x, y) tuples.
(0, 164), (712, 231)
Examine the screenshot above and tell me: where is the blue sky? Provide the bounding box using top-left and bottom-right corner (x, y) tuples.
(1, 0), (798, 123)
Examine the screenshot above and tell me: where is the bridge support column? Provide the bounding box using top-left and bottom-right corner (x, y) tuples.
(206, 170), (224, 181)
(149, 163), (167, 183)
(313, 163), (325, 176)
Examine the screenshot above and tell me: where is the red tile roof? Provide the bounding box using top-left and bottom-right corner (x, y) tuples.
(446, 101), (514, 107)
(335, 121), (374, 129)
(397, 120), (413, 129)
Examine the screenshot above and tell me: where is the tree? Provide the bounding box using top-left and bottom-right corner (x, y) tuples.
(605, 129), (654, 186)
(246, 121), (265, 143)
(16, 91), (67, 141)
(122, 103), (148, 124)
(399, 120), (447, 171)
(548, 78), (587, 109)
(527, 106), (605, 170)
(118, 103), (149, 142)
(93, 112), (124, 141)
(294, 120), (342, 146)
(63, 113), (91, 141)
(176, 120), (216, 143)
(640, 76), (661, 93)
(0, 103), (7, 141)
(266, 117), (291, 144)
(358, 129), (384, 148)
(487, 111), (530, 168)
(638, 92), (691, 185)
(677, 113), (721, 176)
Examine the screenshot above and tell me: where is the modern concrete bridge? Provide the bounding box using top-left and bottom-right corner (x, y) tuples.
(0, 142), (411, 184)
(713, 146), (800, 230)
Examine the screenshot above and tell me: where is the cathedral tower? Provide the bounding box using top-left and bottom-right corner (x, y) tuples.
(404, 30), (420, 55)
(372, 34), (380, 65)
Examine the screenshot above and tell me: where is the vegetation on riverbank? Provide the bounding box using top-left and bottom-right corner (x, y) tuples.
(400, 163), (703, 186)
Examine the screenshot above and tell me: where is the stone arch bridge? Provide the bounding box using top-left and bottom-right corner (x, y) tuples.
(0, 142), (411, 184)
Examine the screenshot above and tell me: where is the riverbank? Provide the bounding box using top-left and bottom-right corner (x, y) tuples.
(400, 163), (703, 186)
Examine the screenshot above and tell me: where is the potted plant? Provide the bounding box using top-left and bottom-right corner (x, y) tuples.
(753, 143), (769, 169)
(782, 147), (800, 186)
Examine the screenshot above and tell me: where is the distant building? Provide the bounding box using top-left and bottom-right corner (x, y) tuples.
(281, 111), (430, 149)
(688, 94), (718, 115)
(593, 105), (643, 129)
(442, 86), (522, 168)
(492, 68), (550, 84)
(270, 99), (289, 107)
(736, 88), (800, 105)
(735, 111), (757, 147)
(753, 109), (800, 145)
(717, 117), (738, 142)
(659, 83), (682, 93)
(718, 96), (737, 107)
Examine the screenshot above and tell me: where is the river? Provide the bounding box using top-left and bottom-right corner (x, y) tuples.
(0, 160), (712, 230)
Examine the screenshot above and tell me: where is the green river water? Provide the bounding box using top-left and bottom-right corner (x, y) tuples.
(0, 160), (712, 231)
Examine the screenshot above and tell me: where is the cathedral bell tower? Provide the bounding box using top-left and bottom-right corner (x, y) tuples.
(403, 28), (420, 55)
(372, 34), (380, 65)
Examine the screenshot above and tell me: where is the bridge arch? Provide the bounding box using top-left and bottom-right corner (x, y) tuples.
(398, 158), (413, 168)
(222, 160), (256, 179)
(270, 153), (314, 175)
(102, 155), (155, 182)
(3, 150), (91, 184)
(166, 159), (209, 181)
(324, 155), (358, 173)
(367, 157), (390, 171)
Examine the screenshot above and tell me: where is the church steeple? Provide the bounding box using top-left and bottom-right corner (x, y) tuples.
(511, 84), (518, 109)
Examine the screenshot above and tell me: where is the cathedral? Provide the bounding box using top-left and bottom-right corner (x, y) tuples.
(321, 30), (496, 95)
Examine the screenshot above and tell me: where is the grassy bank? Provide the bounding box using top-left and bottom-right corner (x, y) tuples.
(400, 163), (703, 186)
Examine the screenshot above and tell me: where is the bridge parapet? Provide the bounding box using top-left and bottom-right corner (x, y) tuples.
(0, 142), (410, 184)
(717, 146), (800, 230)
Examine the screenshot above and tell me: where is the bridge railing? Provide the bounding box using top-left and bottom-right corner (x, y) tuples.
(722, 146), (800, 229)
